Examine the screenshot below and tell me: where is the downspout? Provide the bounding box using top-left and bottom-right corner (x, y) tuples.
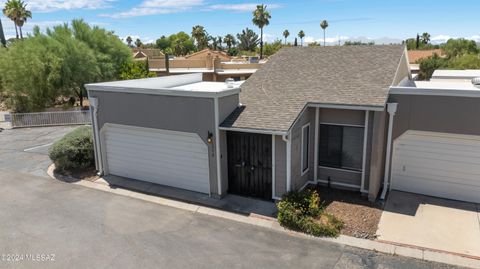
(89, 97), (103, 176)
(313, 107), (319, 184)
(380, 103), (398, 200)
(214, 97), (222, 197)
(282, 133), (292, 192)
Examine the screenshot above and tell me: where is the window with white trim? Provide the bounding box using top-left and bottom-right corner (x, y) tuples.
(301, 124), (310, 174)
(319, 124), (364, 171)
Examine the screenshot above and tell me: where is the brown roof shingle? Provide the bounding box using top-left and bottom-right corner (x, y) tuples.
(221, 45), (406, 132)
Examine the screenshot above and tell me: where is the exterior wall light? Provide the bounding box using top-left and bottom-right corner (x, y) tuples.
(207, 131), (213, 144)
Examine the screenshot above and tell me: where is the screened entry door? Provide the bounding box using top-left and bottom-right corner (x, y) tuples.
(227, 132), (272, 200)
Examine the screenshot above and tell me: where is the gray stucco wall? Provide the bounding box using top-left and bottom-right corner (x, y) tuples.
(89, 90), (239, 196)
(389, 94), (480, 140)
(218, 95), (240, 196)
(291, 107), (315, 190)
(274, 135), (287, 198)
(319, 108), (365, 126)
(367, 110), (388, 201)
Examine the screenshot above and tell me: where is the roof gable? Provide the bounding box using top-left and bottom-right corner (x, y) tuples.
(221, 45), (406, 132)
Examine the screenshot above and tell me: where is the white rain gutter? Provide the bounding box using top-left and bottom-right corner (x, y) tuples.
(380, 103), (398, 200)
(282, 133), (292, 192)
(89, 97), (103, 175)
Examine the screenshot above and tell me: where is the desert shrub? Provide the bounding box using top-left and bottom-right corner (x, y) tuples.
(277, 189), (343, 237)
(49, 126), (95, 172)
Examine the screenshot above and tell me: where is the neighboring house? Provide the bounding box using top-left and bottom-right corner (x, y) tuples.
(407, 49), (444, 75)
(149, 53), (262, 82)
(86, 45), (480, 204)
(132, 48), (164, 59)
(185, 48), (232, 61)
(430, 69), (480, 82)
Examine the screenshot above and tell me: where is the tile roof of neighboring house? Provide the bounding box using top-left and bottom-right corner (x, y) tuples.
(407, 49), (444, 64)
(185, 48), (232, 61)
(132, 48), (164, 59)
(221, 45), (406, 132)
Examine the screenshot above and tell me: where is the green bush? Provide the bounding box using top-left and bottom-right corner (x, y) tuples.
(49, 126), (95, 172)
(277, 189), (343, 237)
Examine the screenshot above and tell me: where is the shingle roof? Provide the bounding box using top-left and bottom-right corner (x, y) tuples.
(221, 45), (406, 132)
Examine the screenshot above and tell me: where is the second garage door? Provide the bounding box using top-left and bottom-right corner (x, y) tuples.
(103, 124), (210, 194)
(391, 131), (480, 203)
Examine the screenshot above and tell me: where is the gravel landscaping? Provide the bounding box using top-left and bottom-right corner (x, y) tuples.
(314, 186), (384, 239)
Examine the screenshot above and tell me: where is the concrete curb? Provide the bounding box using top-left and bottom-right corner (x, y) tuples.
(46, 165), (480, 269)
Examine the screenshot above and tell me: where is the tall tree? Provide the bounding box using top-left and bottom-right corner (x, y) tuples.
(252, 4), (271, 59)
(416, 33), (420, 49)
(282, 29), (289, 45)
(2, 0), (20, 39)
(15, 1), (31, 39)
(320, 20), (329, 46)
(237, 28), (259, 51)
(126, 36), (133, 47)
(223, 34), (236, 50)
(421, 32), (431, 44)
(2, 0), (31, 39)
(298, 30), (305, 46)
(191, 25), (207, 50)
(135, 38), (142, 48)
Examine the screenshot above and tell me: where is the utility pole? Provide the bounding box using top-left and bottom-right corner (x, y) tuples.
(0, 19), (6, 47)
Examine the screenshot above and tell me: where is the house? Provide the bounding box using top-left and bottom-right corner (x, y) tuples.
(148, 53), (262, 82)
(132, 48), (164, 59)
(430, 69), (480, 82)
(184, 48), (232, 61)
(407, 49), (444, 76)
(86, 45), (480, 204)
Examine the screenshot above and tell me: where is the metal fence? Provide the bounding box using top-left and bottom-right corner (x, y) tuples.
(10, 110), (91, 128)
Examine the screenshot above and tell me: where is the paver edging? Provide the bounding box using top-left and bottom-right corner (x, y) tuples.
(46, 164), (480, 269)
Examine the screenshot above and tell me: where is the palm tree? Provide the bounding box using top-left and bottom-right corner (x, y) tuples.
(421, 32), (431, 44)
(298, 30), (305, 46)
(237, 28), (259, 51)
(320, 20), (329, 46)
(252, 4), (271, 59)
(126, 36), (133, 47)
(192, 25), (207, 50)
(283, 29), (290, 45)
(212, 36), (223, 50)
(223, 34), (236, 50)
(135, 38), (142, 48)
(2, 0), (31, 39)
(16, 2), (31, 39)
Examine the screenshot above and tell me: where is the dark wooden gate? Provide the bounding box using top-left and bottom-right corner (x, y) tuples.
(227, 132), (272, 200)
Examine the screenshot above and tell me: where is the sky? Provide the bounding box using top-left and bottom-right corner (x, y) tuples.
(1, 0), (479, 45)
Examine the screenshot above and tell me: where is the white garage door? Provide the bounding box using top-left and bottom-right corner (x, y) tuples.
(103, 124), (210, 194)
(391, 131), (480, 203)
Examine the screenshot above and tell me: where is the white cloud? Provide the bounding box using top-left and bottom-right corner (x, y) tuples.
(470, 35), (480, 42)
(101, 0), (204, 18)
(102, 1), (282, 18)
(0, 0), (114, 12)
(208, 3), (282, 12)
(122, 35), (154, 44)
(304, 35), (349, 45)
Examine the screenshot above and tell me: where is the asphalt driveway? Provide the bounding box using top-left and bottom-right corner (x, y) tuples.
(0, 127), (464, 268)
(0, 126), (77, 177)
(377, 191), (480, 257)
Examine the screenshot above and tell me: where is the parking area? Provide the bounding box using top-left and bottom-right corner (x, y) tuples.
(0, 126), (78, 177)
(377, 191), (480, 257)
(0, 127), (460, 268)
